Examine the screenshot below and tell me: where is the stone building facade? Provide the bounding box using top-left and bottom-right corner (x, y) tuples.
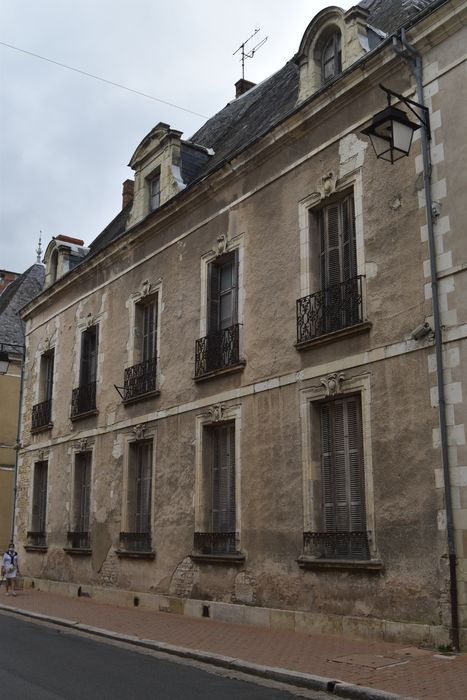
(17, 0), (467, 647)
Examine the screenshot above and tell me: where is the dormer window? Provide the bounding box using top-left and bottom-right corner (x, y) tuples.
(149, 174), (161, 211)
(322, 32), (341, 83)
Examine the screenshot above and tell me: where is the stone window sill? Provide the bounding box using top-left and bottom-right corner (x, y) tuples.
(297, 555), (383, 571)
(63, 547), (92, 556)
(191, 553), (246, 565)
(295, 321), (372, 351)
(122, 389), (160, 406)
(31, 423), (53, 435)
(194, 361), (246, 383)
(70, 409), (98, 422)
(24, 545), (48, 553)
(115, 549), (155, 560)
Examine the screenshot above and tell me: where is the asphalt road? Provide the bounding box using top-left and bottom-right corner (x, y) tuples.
(0, 612), (328, 699)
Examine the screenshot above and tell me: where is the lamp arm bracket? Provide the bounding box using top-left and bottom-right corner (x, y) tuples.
(114, 384), (125, 400)
(379, 83), (431, 140)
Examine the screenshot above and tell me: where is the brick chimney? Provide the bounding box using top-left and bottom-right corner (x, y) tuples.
(122, 179), (134, 209)
(235, 78), (256, 98)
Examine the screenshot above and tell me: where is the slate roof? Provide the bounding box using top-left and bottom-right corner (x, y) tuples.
(0, 264), (45, 347)
(82, 0), (438, 260)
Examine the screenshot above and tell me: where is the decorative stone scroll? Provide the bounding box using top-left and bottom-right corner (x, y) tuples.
(140, 279), (152, 298)
(320, 372), (345, 397)
(318, 172), (337, 200)
(132, 424), (146, 440)
(209, 403), (227, 423)
(213, 234), (229, 257)
(75, 438), (88, 453)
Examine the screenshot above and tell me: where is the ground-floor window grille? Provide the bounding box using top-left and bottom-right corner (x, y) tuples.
(195, 422), (237, 555)
(69, 451), (91, 548)
(29, 460), (48, 545)
(121, 440), (152, 551)
(305, 396), (369, 559)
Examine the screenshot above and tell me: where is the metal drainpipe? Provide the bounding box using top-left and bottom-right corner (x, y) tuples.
(10, 346), (25, 544)
(394, 28), (459, 651)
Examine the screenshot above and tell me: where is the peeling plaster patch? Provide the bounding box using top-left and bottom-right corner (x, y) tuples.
(338, 133), (367, 177)
(112, 434), (124, 459)
(438, 509), (446, 530)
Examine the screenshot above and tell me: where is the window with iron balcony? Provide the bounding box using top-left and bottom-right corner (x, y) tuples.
(195, 250), (244, 379)
(71, 325), (98, 419)
(31, 349), (54, 432)
(297, 193), (366, 347)
(123, 295), (159, 403)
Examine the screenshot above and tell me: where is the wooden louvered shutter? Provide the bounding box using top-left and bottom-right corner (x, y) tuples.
(342, 195), (356, 283)
(44, 351), (54, 402)
(80, 327), (98, 385)
(212, 424), (236, 533)
(320, 398), (365, 533)
(33, 461), (48, 532)
(79, 453), (91, 532)
(142, 299), (157, 362)
(321, 202), (341, 289)
(207, 262), (221, 334)
(136, 442), (152, 533)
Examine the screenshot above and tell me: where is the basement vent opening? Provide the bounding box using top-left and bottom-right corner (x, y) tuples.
(202, 604), (210, 618)
(133, 596), (140, 607)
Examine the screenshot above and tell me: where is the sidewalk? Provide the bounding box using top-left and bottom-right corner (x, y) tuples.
(1, 589), (465, 700)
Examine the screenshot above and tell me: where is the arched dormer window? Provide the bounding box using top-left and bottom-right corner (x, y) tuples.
(321, 31), (341, 83)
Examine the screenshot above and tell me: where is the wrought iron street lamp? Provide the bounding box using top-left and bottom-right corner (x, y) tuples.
(0, 350), (10, 375)
(361, 84), (429, 163)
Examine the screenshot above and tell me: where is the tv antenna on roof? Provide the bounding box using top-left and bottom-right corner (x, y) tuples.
(233, 28), (268, 80)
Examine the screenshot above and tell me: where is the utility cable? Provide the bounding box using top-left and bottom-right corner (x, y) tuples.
(0, 40), (208, 119)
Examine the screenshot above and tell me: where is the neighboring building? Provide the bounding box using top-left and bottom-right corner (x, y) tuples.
(0, 263), (45, 551)
(17, 0), (467, 648)
(0, 269), (20, 296)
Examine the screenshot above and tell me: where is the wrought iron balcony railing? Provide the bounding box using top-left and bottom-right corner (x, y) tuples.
(297, 276), (364, 344)
(303, 531), (370, 560)
(71, 381), (97, 418)
(27, 531), (47, 547)
(31, 399), (52, 431)
(123, 357), (157, 401)
(195, 324), (241, 377)
(193, 531), (238, 555)
(67, 531), (91, 549)
(119, 531), (152, 552)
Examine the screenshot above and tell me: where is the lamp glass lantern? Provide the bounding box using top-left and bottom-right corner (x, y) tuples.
(362, 105), (420, 163)
(0, 350), (10, 375)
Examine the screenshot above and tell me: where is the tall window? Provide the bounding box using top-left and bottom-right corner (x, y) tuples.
(318, 194), (356, 290)
(194, 423), (236, 555)
(137, 297), (158, 364)
(40, 350), (55, 404)
(72, 452), (92, 533)
(322, 32), (341, 83)
(80, 326), (98, 387)
(121, 441), (153, 551)
(72, 326), (98, 416)
(312, 396), (368, 559)
(195, 251), (240, 377)
(32, 350), (54, 431)
(123, 296), (158, 401)
(149, 174), (161, 211)
(29, 460), (48, 546)
(207, 251), (238, 334)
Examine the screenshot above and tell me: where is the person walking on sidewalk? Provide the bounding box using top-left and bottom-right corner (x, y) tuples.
(2, 542), (19, 596)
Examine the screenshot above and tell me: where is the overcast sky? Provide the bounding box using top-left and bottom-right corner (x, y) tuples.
(0, 0), (353, 273)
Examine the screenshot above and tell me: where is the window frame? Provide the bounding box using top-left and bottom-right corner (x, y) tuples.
(194, 404), (243, 558)
(321, 31), (342, 84)
(71, 451), (92, 534)
(149, 172), (161, 212)
(299, 374), (377, 563)
(30, 460), (48, 536)
(120, 432), (156, 555)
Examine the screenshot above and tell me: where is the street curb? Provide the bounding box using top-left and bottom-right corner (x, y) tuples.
(0, 604), (410, 700)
